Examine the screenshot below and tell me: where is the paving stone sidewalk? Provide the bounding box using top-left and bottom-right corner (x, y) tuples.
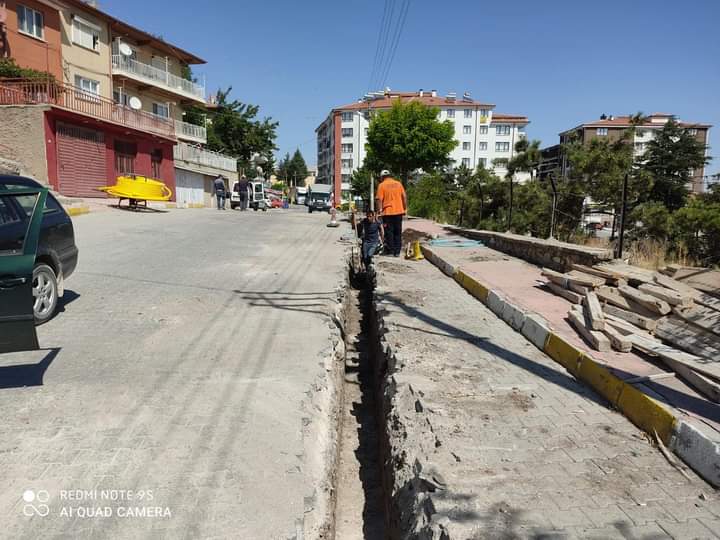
(375, 256), (720, 539)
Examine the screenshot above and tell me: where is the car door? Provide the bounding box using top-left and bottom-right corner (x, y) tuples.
(0, 188), (47, 353)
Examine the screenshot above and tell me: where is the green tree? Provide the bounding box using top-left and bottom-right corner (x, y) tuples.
(365, 100), (457, 182)
(206, 87), (278, 173)
(505, 139), (542, 231)
(287, 149), (308, 186)
(0, 57), (55, 80)
(276, 153), (291, 183)
(406, 171), (454, 220)
(642, 119), (710, 211)
(350, 166), (372, 202)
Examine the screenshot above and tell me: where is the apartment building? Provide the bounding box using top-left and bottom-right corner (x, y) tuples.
(0, 0), (236, 203)
(551, 113), (711, 193)
(316, 89), (530, 204)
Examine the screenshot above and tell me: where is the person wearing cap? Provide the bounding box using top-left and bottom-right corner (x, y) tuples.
(375, 170), (407, 257)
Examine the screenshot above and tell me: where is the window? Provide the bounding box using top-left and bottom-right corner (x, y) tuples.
(0, 195), (28, 254)
(495, 142), (510, 152)
(446, 109), (455, 118)
(341, 128), (353, 137)
(151, 149), (163, 179)
(74, 75), (100, 100)
(113, 89), (130, 107)
(462, 142), (471, 151)
(495, 125), (511, 136)
(17, 4), (44, 39)
(687, 128), (698, 136)
(464, 109), (472, 118)
(596, 127), (608, 136)
(634, 142), (646, 153)
(341, 143), (353, 153)
(478, 158), (487, 168)
(478, 142), (488, 151)
(152, 102), (169, 118)
(461, 158), (471, 167)
(480, 109), (489, 118)
(463, 125), (472, 135)
(114, 140), (137, 175)
(341, 112), (353, 122)
(478, 125), (488, 135)
(636, 129), (646, 138)
(72, 16), (100, 51)
(341, 159), (353, 169)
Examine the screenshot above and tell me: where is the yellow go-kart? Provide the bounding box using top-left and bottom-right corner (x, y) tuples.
(98, 175), (172, 210)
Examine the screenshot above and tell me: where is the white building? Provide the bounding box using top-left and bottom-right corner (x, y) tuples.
(316, 89), (531, 203)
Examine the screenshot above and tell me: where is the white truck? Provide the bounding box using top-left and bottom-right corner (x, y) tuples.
(307, 184), (332, 213)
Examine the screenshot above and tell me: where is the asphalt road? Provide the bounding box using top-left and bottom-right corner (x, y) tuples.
(0, 205), (346, 539)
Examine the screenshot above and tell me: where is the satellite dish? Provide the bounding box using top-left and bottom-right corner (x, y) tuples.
(119, 43), (133, 57)
(128, 96), (142, 110)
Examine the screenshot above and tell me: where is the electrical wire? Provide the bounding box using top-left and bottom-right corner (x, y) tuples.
(371, 0), (397, 91)
(368, 0), (391, 93)
(377, 0), (411, 90)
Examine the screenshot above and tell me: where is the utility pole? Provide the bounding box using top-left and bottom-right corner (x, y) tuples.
(615, 172), (629, 259)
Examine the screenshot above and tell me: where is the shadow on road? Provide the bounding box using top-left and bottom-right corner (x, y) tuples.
(56, 289), (81, 315)
(0, 348), (60, 389)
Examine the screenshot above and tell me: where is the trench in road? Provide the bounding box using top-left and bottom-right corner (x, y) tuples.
(334, 266), (387, 539)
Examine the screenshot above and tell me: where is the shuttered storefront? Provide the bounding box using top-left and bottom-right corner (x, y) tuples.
(175, 169), (206, 208)
(56, 123), (107, 197)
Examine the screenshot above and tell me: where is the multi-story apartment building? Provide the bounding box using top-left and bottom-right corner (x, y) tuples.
(316, 89), (530, 204)
(0, 0), (236, 204)
(547, 113), (711, 194)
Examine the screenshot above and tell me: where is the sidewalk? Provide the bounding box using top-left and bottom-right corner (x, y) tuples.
(373, 255), (720, 539)
(404, 218), (720, 440)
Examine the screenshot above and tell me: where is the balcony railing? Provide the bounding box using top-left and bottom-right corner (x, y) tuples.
(173, 142), (237, 173)
(112, 55), (205, 101)
(175, 119), (207, 143)
(0, 79), (175, 138)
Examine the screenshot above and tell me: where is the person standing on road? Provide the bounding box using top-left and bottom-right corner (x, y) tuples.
(237, 175), (249, 210)
(375, 170), (407, 257)
(214, 175), (226, 210)
(358, 208), (384, 268)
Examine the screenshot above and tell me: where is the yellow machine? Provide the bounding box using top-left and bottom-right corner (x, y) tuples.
(98, 175), (172, 210)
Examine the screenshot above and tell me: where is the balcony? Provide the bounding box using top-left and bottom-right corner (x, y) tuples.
(173, 142), (237, 173)
(175, 119), (207, 144)
(0, 79), (174, 139)
(111, 55), (205, 103)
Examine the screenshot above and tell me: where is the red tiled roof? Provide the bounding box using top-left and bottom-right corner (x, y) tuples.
(491, 113), (529, 124)
(561, 115), (711, 133)
(336, 93), (495, 111)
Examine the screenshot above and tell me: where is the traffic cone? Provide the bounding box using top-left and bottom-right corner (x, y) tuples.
(409, 240), (424, 260)
(327, 207), (339, 227)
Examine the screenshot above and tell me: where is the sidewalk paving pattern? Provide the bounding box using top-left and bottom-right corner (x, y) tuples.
(374, 254), (720, 539)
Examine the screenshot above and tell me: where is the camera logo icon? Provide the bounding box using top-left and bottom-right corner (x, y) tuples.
(22, 490), (50, 517)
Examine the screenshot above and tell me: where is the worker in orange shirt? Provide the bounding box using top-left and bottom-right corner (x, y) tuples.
(375, 170), (407, 257)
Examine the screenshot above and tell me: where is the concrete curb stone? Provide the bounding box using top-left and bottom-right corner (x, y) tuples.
(422, 243), (720, 488)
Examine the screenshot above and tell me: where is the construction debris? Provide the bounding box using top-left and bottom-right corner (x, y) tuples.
(538, 259), (720, 399)
(568, 305), (611, 352)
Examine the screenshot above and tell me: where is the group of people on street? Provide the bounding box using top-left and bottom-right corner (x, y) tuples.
(358, 170), (407, 268)
(213, 175), (250, 211)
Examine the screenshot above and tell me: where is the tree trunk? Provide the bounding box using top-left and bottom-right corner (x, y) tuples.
(610, 210), (617, 241)
(507, 177), (514, 231)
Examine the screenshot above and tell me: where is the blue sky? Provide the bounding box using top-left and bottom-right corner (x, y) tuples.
(105, 0), (719, 176)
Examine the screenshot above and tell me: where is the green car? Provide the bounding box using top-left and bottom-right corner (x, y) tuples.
(0, 186), (46, 354)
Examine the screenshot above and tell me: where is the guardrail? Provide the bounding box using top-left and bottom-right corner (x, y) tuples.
(0, 79), (175, 138)
(112, 55), (205, 101)
(173, 142), (237, 173)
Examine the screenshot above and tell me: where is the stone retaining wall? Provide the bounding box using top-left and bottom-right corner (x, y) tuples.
(446, 226), (613, 272)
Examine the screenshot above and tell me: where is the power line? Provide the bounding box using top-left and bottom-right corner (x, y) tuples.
(368, 0), (391, 93)
(372, 0), (397, 91)
(378, 0), (411, 90)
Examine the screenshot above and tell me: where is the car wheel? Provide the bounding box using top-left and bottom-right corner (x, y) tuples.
(33, 263), (58, 325)
(308, 207), (313, 213)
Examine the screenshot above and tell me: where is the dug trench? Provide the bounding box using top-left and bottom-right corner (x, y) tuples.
(333, 261), (387, 539)
(333, 253), (441, 540)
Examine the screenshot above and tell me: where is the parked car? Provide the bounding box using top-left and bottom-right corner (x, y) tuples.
(270, 197), (283, 208)
(0, 176), (78, 324)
